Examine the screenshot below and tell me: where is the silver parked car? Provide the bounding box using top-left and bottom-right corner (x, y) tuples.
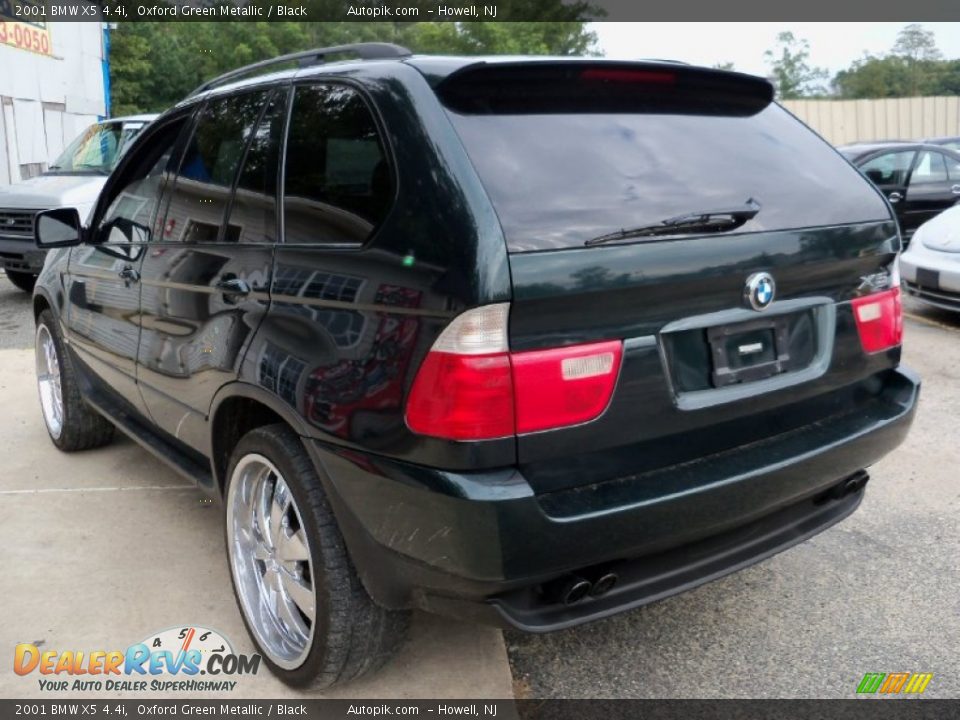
(901, 204), (960, 311)
(0, 114), (156, 292)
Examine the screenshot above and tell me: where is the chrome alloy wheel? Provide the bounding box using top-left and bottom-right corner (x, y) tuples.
(35, 324), (64, 440)
(227, 454), (316, 669)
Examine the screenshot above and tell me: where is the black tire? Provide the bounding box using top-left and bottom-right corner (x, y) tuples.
(224, 424), (409, 689)
(6, 270), (37, 293)
(36, 309), (115, 451)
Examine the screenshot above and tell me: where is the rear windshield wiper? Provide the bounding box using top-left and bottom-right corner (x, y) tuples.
(584, 198), (761, 247)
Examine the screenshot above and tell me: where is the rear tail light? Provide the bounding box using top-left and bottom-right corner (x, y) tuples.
(511, 341), (622, 433)
(405, 305), (623, 441)
(405, 304), (514, 441)
(851, 287), (903, 354)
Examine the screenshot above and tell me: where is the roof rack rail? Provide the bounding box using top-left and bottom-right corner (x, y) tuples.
(189, 42), (412, 97)
(638, 58), (691, 65)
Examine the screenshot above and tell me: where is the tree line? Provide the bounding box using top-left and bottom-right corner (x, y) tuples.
(109, 19), (599, 116)
(109, 20), (959, 115)
(762, 24), (960, 100)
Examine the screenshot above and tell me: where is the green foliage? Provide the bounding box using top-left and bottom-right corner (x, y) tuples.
(107, 24), (155, 117)
(892, 23), (941, 63)
(833, 23), (959, 99)
(834, 55), (915, 98)
(763, 32), (828, 99)
(108, 17), (598, 115)
(935, 60), (960, 95)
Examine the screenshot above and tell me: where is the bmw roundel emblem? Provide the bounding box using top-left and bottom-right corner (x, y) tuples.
(744, 272), (776, 311)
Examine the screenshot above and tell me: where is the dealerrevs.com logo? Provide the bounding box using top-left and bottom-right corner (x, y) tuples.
(14, 626), (261, 693)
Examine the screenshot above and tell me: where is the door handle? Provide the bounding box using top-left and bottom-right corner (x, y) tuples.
(888, 192), (902, 203)
(951, 184), (960, 195)
(214, 277), (252, 297)
(118, 266), (140, 286)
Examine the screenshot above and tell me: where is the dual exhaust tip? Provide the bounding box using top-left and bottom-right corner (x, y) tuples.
(817, 469), (870, 505)
(552, 571), (619, 606)
(841, 470), (870, 496)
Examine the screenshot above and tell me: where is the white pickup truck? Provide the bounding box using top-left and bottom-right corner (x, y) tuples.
(0, 114), (156, 292)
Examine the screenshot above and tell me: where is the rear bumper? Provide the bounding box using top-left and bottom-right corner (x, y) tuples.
(305, 366), (919, 630)
(495, 477), (866, 631)
(0, 237), (45, 273)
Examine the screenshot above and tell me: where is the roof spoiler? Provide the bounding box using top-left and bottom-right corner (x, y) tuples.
(438, 62), (775, 117)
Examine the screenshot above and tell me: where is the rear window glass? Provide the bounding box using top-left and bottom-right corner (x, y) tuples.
(442, 68), (891, 252)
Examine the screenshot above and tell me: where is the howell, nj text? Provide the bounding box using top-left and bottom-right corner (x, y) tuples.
(346, 4), (498, 17)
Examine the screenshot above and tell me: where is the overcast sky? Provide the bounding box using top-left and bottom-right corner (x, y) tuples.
(593, 23), (960, 77)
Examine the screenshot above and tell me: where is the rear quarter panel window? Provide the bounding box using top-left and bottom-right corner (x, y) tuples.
(282, 84), (393, 246)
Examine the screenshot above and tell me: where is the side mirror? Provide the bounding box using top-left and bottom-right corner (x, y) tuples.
(35, 208), (84, 249)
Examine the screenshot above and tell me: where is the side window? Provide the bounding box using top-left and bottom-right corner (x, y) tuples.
(860, 151), (914, 187)
(944, 153), (960, 181)
(223, 90), (286, 244)
(910, 151), (948, 185)
(162, 90), (270, 244)
(98, 118), (191, 246)
(283, 84), (392, 245)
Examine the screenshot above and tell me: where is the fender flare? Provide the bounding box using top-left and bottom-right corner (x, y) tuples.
(32, 286), (57, 322)
(206, 381), (316, 491)
(208, 381), (312, 436)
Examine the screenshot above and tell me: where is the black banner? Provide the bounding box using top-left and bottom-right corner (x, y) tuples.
(1, 0), (960, 23)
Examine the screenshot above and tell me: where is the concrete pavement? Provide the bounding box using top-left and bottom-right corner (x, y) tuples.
(0, 273), (32, 349)
(0, 345), (514, 699)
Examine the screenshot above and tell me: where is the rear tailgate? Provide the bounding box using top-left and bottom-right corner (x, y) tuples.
(440, 62), (900, 494)
(508, 223), (899, 493)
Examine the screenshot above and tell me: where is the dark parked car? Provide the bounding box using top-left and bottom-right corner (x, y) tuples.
(839, 141), (960, 243)
(32, 44), (918, 688)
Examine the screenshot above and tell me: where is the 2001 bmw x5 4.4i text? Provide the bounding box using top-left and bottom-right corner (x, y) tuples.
(31, 44), (919, 689)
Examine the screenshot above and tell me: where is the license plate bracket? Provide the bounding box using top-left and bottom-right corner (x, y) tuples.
(707, 316), (792, 387)
(916, 267), (940, 291)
